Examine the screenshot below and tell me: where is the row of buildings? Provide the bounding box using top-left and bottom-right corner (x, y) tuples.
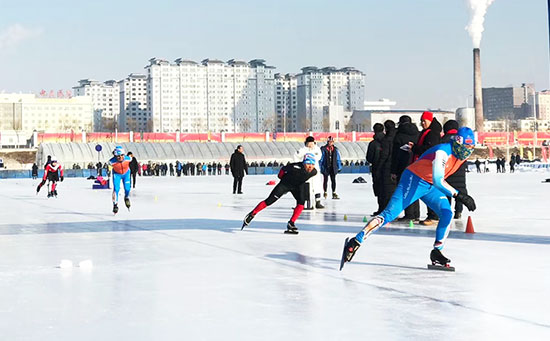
(1, 56), (550, 140)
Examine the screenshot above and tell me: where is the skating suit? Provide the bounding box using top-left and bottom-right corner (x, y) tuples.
(43, 163), (64, 182)
(109, 156), (131, 201)
(295, 145), (323, 196)
(378, 142), (465, 249)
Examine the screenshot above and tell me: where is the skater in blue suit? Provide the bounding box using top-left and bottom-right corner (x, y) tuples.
(341, 127), (478, 269)
(109, 146), (132, 214)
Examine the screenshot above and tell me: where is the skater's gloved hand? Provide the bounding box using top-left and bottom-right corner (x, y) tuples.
(455, 192), (476, 211)
(60, 176), (64, 182)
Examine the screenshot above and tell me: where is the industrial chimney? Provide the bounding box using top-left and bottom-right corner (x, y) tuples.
(473, 48), (484, 132)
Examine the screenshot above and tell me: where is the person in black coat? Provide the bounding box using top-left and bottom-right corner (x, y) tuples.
(509, 154), (515, 173)
(366, 123), (385, 215)
(390, 115), (419, 221)
(127, 152), (139, 188)
(230, 145), (248, 194)
(320, 136), (343, 199)
(412, 111), (442, 225)
(441, 120), (468, 219)
(31, 163), (39, 179)
(380, 120), (397, 208)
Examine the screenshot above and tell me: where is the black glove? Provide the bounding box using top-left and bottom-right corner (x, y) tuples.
(455, 192), (476, 212)
(60, 176), (64, 182)
(36, 180), (45, 193)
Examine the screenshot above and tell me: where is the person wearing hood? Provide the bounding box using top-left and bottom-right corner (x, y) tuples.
(390, 115), (420, 222)
(295, 136), (324, 209)
(441, 120), (468, 219)
(411, 111), (442, 226)
(379, 120), (397, 208)
(366, 123), (385, 215)
(230, 145), (248, 194)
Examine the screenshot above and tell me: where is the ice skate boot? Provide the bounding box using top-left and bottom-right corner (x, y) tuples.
(124, 197), (131, 210)
(241, 212), (255, 230)
(53, 190), (58, 197)
(339, 237), (361, 270)
(315, 201), (325, 209)
(113, 203), (119, 214)
(453, 211), (462, 220)
(332, 192), (340, 200)
(47, 191), (53, 198)
(323, 192), (327, 199)
(428, 248), (455, 271)
(284, 221), (299, 234)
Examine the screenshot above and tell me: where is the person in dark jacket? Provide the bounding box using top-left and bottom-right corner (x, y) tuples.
(509, 154), (515, 173)
(31, 163), (39, 179)
(411, 111), (442, 225)
(242, 154), (317, 234)
(366, 123), (385, 215)
(127, 152), (139, 188)
(515, 154), (521, 165)
(380, 120), (397, 208)
(320, 136), (343, 199)
(230, 145), (248, 194)
(441, 120), (468, 219)
(390, 115), (419, 221)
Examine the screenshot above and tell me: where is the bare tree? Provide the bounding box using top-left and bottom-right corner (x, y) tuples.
(240, 118), (251, 133)
(261, 115), (276, 132)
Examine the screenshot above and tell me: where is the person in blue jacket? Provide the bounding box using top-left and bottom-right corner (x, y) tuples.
(320, 136), (343, 199)
(342, 127), (477, 268)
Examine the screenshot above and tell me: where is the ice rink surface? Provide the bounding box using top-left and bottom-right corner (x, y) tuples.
(1, 170), (549, 340)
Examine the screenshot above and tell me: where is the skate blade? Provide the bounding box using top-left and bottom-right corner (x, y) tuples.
(339, 237), (350, 271)
(427, 264), (455, 272)
(283, 230), (298, 235)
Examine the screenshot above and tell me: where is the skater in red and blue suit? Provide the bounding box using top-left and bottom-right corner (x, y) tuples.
(109, 146), (132, 214)
(341, 127), (477, 269)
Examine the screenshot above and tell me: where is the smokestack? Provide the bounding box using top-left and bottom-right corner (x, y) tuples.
(473, 48), (484, 132)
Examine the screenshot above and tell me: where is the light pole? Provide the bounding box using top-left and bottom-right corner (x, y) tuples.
(532, 90), (537, 159)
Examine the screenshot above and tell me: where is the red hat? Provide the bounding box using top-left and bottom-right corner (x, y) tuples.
(421, 111), (433, 121)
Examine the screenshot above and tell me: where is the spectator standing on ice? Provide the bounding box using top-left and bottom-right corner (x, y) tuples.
(230, 145), (248, 194)
(31, 163), (38, 179)
(296, 136), (324, 209)
(411, 111), (442, 226)
(366, 123), (385, 215)
(380, 120), (397, 208)
(320, 136), (342, 200)
(128, 152), (139, 189)
(390, 115), (419, 222)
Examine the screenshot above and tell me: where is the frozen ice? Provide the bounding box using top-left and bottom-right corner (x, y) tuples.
(58, 259), (73, 269)
(0, 171), (549, 340)
(78, 260), (93, 269)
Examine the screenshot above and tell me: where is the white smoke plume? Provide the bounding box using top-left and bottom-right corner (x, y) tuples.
(0, 24), (42, 50)
(465, 0), (495, 48)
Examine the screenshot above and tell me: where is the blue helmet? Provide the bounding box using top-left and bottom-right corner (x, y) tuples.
(451, 127), (475, 160)
(113, 146), (125, 156)
(303, 153), (316, 165)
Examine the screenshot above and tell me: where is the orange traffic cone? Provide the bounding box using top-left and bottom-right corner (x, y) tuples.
(465, 216), (475, 234)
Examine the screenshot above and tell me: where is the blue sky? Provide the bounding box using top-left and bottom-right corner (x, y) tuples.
(0, 0), (548, 110)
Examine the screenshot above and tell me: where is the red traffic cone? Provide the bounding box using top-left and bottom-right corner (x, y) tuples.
(465, 216), (475, 234)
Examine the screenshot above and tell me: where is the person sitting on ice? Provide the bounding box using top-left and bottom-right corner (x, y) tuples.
(109, 146), (132, 214)
(241, 153), (318, 234)
(36, 155), (64, 198)
(341, 127), (478, 269)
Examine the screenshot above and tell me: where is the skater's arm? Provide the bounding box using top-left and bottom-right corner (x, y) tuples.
(432, 150), (458, 198)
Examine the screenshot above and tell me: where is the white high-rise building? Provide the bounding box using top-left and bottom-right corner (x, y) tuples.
(296, 66), (365, 131)
(73, 79), (120, 131)
(275, 73), (298, 132)
(145, 58), (276, 133)
(118, 74), (149, 132)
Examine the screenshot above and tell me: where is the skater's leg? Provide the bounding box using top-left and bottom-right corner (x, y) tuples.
(253, 183), (289, 215)
(420, 188), (453, 249)
(122, 171), (131, 198)
(289, 185), (307, 223)
(112, 173), (122, 203)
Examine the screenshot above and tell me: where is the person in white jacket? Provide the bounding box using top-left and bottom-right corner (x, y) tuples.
(295, 136), (324, 209)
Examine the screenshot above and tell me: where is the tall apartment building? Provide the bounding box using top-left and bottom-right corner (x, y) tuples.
(536, 90), (550, 121)
(275, 73), (298, 132)
(0, 93), (93, 134)
(145, 58), (276, 133)
(296, 66), (365, 131)
(118, 74), (149, 132)
(73, 79), (120, 131)
(482, 83), (534, 120)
